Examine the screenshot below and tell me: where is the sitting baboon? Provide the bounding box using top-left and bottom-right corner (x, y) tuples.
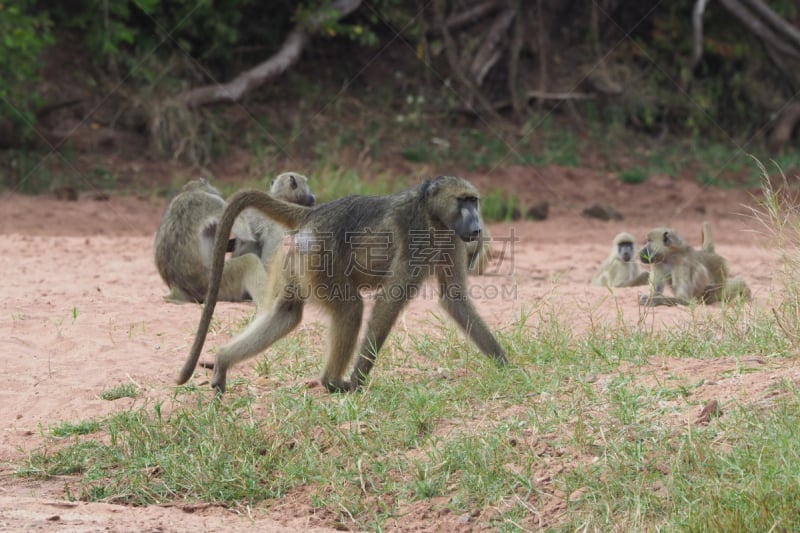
(638, 225), (750, 306)
(177, 175), (508, 393)
(153, 178), (269, 308)
(232, 172), (316, 264)
(592, 232), (650, 288)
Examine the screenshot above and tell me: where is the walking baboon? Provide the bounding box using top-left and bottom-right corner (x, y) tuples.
(153, 178), (269, 308)
(233, 172), (316, 263)
(177, 175), (508, 393)
(592, 232), (650, 288)
(638, 226), (750, 306)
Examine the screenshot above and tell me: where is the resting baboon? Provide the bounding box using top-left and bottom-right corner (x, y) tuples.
(638, 226), (750, 306)
(177, 175), (508, 393)
(153, 178), (269, 308)
(233, 172), (316, 263)
(465, 225), (492, 275)
(591, 232), (650, 288)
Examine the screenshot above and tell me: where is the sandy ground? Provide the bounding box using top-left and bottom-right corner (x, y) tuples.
(0, 169), (790, 531)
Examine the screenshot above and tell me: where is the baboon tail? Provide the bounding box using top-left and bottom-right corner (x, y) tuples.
(701, 221), (714, 253)
(177, 189), (309, 385)
(234, 189), (310, 229)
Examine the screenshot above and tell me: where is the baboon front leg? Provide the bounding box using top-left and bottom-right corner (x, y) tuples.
(349, 291), (410, 390)
(618, 271), (650, 288)
(211, 296), (303, 393)
(439, 282), (507, 365)
(319, 296), (364, 393)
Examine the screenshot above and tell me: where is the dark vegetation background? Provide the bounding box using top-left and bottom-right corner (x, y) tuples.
(2, 0), (800, 205)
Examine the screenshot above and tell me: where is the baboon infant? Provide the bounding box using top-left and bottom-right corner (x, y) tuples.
(232, 172), (316, 264)
(177, 175), (508, 394)
(638, 224), (750, 306)
(153, 178), (269, 308)
(592, 232), (650, 288)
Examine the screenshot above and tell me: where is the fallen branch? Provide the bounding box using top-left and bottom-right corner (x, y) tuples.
(456, 90), (595, 114)
(176, 0), (363, 107)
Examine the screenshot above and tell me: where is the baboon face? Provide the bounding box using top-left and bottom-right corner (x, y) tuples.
(640, 228), (684, 264)
(617, 240), (635, 262)
(427, 176), (482, 242)
(271, 172), (316, 207)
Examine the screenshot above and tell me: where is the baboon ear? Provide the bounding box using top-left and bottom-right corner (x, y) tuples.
(290, 175), (298, 189)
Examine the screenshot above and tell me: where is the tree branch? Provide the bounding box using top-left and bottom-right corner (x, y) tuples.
(469, 7), (517, 86)
(690, 0), (711, 72)
(426, 0), (505, 35)
(740, 0), (800, 50)
(507, 0), (524, 116)
(717, 0), (800, 59)
(176, 0), (363, 108)
(432, 0), (503, 120)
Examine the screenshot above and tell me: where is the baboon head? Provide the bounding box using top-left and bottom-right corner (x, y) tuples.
(183, 177), (221, 197)
(639, 228), (687, 264)
(425, 176), (483, 242)
(271, 172), (316, 207)
(613, 232), (637, 262)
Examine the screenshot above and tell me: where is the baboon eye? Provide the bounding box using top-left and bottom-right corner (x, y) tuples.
(290, 176), (297, 189)
(662, 231), (670, 245)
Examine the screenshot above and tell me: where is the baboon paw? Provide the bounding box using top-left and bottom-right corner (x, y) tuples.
(322, 380), (355, 394)
(210, 373), (227, 394)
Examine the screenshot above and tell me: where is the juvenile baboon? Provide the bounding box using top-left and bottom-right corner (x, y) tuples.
(465, 225), (492, 275)
(591, 232), (650, 288)
(153, 178), (269, 308)
(232, 172), (316, 263)
(638, 226), (750, 306)
(177, 175), (508, 393)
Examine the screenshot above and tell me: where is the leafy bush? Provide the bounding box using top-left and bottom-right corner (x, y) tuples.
(0, 1), (53, 133)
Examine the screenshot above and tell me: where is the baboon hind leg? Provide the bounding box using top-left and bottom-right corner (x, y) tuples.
(319, 297), (364, 393)
(217, 254), (270, 311)
(211, 296), (303, 393)
(639, 294), (685, 306)
(164, 285), (196, 304)
(705, 278), (751, 303)
(349, 289), (410, 390)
